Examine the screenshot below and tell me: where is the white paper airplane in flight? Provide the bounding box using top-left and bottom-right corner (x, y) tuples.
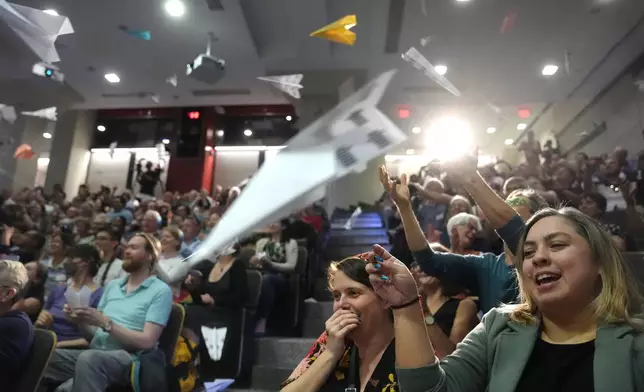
(22, 106), (57, 121)
(188, 70), (406, 264)
(402, 47), (461, 97)
(258, 74), (304, 99)
(0, 104), (17, 124)
(0, 1), (74, 63)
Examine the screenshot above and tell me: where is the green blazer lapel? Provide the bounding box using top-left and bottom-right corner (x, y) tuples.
(488, 321), (539, 392)
(594, 325), (635, 392)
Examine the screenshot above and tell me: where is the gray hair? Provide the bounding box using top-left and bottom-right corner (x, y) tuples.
(0, 260), (29, 297)
(446, 212), (482, 237)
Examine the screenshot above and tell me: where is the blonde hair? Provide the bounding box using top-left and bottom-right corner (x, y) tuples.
(509, 207), (644, 330)
(163, 225), (184, 251)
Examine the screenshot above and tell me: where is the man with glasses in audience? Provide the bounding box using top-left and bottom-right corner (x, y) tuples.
(0, 260), (33, 389)
(42, 233), (172, 392)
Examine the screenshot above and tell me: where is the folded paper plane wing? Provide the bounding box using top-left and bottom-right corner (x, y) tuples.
(22, 106), (57, 121)
(310, 14), (357, 46)
(258, 74), (304, 99)
(0, 1), (74, 63)
(188, 70), (405, 263)
(401, 47), (461, 97)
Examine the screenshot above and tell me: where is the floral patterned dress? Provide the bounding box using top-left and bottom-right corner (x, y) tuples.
(281, 331), (398, 392)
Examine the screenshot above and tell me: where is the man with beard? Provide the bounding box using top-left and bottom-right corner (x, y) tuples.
(42, 233), (172, 392)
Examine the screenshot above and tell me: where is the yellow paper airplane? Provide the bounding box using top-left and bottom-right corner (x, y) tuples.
(310, 15), (357, 46)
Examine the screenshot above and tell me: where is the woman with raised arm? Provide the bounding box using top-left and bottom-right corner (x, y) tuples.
(365, 206), (644, 391)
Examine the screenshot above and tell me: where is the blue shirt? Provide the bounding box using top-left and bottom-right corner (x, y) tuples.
(413, 214), (525, 313)
(180, 238), (201, 258)
(0, 310), (33, 389)
(106, 208), (134, 224)
(46, 285), (103, 341)
(91, 276), (172, 351)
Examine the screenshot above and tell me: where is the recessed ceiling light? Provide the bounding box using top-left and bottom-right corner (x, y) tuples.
(42, 132), (52, 139)
(434, 65), (448, 76)
(504, 138), (514, 145)
(486, 127), (496, 134)
(542, 64), (559, 76)
(205, 146), (213, 152)
(412, 126), (421, 134)
(286, 115), (292, 121)
(97, 125), (106, 132)
(244, 129), (252, 136)
(215, 129), (224, 137)
(161, 138), (170, 145)
(455, 0), (471, 2)
(104, 73), (120, 83)
(406, 149), (415, 155)
(43, 9), (59, 16)
(164, 0), (186, 17)
(517, 123), (527, 131)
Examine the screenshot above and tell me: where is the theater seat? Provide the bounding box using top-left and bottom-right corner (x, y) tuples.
(235, 269), (263, 378)
(267, 246), (308, 336)
(16, 329), (57, 392)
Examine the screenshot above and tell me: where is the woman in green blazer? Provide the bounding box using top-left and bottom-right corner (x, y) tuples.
(366, 207), (644, 392)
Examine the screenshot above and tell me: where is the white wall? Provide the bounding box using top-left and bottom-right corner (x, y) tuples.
(563, 74), (644, 156)
(213, 151), (259, 189)
(86, 148), (170, 196)
(35, 155), (49, 187)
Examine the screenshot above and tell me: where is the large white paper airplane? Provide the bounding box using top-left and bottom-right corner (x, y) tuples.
(188, 70), (406, 264)
(401, 47), (461, 96)
(0, 1), (74, 63)
(258, 74), (304, 99)
(22, 106), (57, 121)
(0, 104), (17, 124)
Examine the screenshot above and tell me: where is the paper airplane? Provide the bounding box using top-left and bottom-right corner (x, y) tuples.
(258, 74), (303, 99)
(310, 15), (357, 46)
(22, 106), (57, 121)
(118, 25), (151, 41)
(0, 104), (17, 124)
(151, 94), (160, 104)
(188, 70), (406, 263)
(401, 47), (461, 96)
(564, 49), (571, 75)
(108, 142), (117, 159)
(166, 74), (178, 87)
(0, 1), (74, 63)
(420, 36), (432, 47)
(344, 206), (362, 230)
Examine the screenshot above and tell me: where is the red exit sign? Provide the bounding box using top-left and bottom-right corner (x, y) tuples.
(187, 111), (200, 120)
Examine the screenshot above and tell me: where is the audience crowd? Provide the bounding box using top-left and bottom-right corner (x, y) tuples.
(1, 137), (644, 391)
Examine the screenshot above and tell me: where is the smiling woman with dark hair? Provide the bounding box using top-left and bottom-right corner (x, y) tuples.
(281, 254), (398, 392)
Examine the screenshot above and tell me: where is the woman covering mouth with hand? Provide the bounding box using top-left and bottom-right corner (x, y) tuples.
(365, 207), (644, 392)
(281, 254), (399, 392)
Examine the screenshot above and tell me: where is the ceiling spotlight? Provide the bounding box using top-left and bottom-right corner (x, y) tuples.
(244, 129), (252, 136)
(434, 65), (448, 76)
(286, 115), (292, 121)
(486, 127), (496, 134)
(406, 149), (415, 155)
(43, 9), (59, 16)
(215, 129), (224, 137)
(412, 126), (421, 134)
(104, 73), (120, 83)
(97, 125), (106, 132)
(455, 0), (471, 2)
(542, 64), (559, 76)
(504, 138), (514, 145)
(517, 123), (527, 131)
(161, 138), (170, 145)
(164, 0), (186, 17)
(42, 132), (52, 139)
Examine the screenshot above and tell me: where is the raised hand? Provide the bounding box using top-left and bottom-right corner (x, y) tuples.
(440, 151), (479, 183)
(324, 309), (360, 359)
(378, 165), (411, 206)
(365, 244), (419, 308)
